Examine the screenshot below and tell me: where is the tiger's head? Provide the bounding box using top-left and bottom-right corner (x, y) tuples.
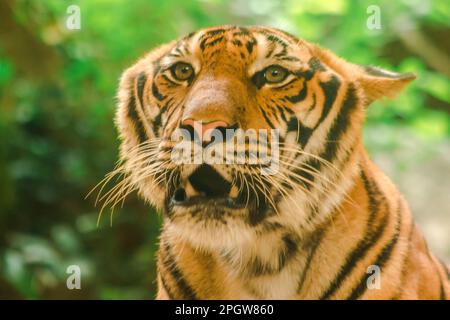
(111, 26), (414, 250)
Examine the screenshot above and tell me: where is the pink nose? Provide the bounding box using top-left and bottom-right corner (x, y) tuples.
(181, 119), (230, 143)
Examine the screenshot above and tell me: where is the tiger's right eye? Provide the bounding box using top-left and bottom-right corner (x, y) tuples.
(170, 62), (194, 81)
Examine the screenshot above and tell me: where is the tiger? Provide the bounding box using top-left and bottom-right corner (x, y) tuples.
(104, 25), (450, 299)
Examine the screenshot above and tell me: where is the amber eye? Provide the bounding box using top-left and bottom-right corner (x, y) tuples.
(264, 65), (288, 84)
(170, 62), (194, 81)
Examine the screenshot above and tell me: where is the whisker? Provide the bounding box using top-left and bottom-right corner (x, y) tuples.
(276, 155), (360, 210)
(246, 166), (280, 216)
(277, 144), (344, 177)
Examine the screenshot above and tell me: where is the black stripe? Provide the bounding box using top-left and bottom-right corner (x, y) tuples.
(286, 116), (299, 133)
(246, 38), (257, 54)
(297, 228), (326, 293)
(231, 39), (242, 47)
(208, 36), (224, 47)
(320, 169), (388, 299)
(298, 122), (313, 148)
(287, 76), (342, 151)
(305, 93), (317, 114)
(137, 72), (147, 107)
(182, 31), (196, 41)
(315, 75), (341, 135)
(152, 61), (162, 75)
(438, 259), (450, 299)
(159, 273), (175, 299)
(246, 175), (270, 226)
(265, 43), (276, 58)
(293, 69), (315, 81)
(152, 103), (168, 135)
(439, 276), (446, 300)
(322, 216), (388, 299)
(247, 201), (269, 226)
(174, 47), (183, 55)
(162, 74), (178, 86)
(284, 95), (315, 149)
(321, 84), (357, 162)
(266, 34), (288, 48)
(393, 221), (415, 299)
(286, 117), (313, 149)
(347, 198), (403, 300)
(201, 28), (226, 39)
(166, 52), (182, 58)
(259, 105), (275, 129)
(232, 29), (250, 37)
(200, 35), (224, 51)
(182, 44), (191, 55)
(127, 82), (147, 143)
(291, 83), (356, 190)
(242, 234), (298, 276)
(152, 82), (166, 101)
(199, 29), (226, 50)
(308, 57), (326, 72)
(439, 259), (450, 281)
(270, 27), (299, 43)
(160, 240), (197, 299)
(273, 47), (288, 59)
(287, 81), (308, 103)
(276, 105), (288, 123)
(163, 169), (181, 218)
(284, 69), (339, 143)
(279, 56), (300, 62)
(165, 101), (180, 127)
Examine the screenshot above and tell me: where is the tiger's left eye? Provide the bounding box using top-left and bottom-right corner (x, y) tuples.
(171, 62), (194, 81)
(264, 65), (288, 84)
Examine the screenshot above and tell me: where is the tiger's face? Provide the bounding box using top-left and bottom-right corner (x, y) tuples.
(113, 26), (414, 249)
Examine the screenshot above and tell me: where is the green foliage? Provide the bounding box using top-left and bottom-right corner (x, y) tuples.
(0, 0), (448, 298)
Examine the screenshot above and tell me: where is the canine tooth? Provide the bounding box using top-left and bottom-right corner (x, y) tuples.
(229, 185), (239, 198)
(185, 180), (201, 197)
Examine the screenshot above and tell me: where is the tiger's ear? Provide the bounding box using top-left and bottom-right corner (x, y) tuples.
(308, 44), (415, 106)
(356, 65), (416, 106)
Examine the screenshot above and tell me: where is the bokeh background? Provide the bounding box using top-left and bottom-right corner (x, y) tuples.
(0, 0), (449, 299)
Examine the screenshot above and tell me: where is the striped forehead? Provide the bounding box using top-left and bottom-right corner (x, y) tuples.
(163, 27), (305, 70)
(247, 32), (293, 74)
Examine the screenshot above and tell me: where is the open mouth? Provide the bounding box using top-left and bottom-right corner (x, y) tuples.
(171, 164), (245, 208)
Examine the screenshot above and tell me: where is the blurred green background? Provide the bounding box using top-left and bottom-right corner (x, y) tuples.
(0, 0), (449, 299)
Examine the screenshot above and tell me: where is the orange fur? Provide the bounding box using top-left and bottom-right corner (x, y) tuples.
(107, 26), (449, 299)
